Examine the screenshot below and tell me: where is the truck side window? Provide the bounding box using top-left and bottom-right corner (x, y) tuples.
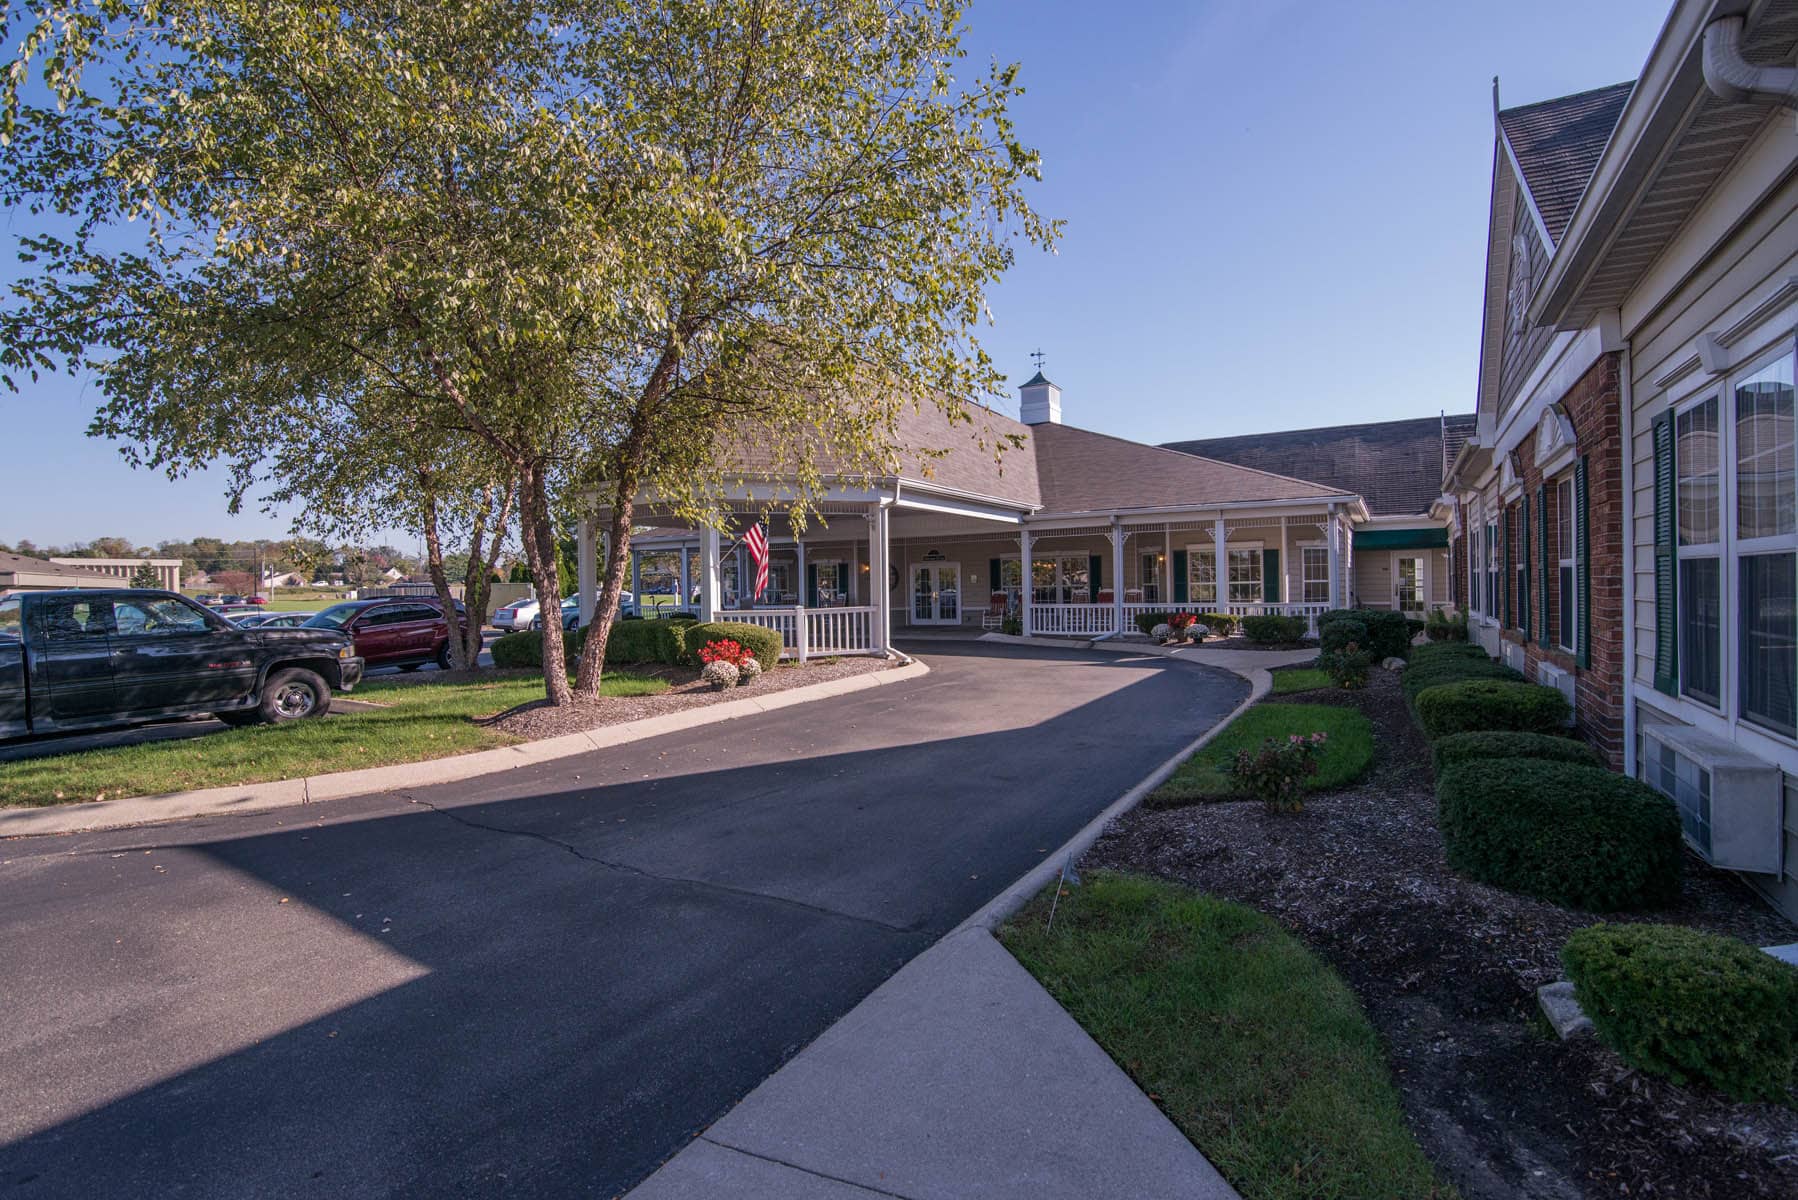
(39, 599), (113, 641)
(0, 598), (20, 642)
(114, 597), (213, 636)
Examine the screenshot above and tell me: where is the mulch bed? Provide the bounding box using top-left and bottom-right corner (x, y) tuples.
(486, 655), (896, 740)
(1085, 666), (1798, 1200)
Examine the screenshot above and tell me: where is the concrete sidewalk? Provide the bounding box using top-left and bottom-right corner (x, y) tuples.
(629, 926), (1240, 1200)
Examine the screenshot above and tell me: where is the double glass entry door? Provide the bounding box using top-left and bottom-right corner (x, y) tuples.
(912, 563), (960, 624)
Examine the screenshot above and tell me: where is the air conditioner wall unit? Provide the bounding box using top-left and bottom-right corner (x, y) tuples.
(1641, 723), (1784, 875)
(1501, 640), (1526, 674)
(1534, 660), (1577, 726)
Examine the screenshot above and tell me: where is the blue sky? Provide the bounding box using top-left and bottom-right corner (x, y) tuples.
(2, 0), (1668, 549)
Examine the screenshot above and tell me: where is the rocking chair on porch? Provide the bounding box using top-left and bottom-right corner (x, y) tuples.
(982, 592), (1009, 630)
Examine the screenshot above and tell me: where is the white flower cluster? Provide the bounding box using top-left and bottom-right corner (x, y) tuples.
(700, 660), (739, 690)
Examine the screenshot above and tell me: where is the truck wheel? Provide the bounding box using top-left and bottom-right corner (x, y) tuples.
(260, 668), (329, 723)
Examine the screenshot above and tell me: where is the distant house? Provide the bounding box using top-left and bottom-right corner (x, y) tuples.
(48, 557), (182, 590)
(1, 552), (118, 593)
(262, 570), (309, 589)
(1166, 414), (1475, 615)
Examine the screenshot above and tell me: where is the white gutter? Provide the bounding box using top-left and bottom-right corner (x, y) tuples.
(1620, 339), (1638, 777)
(1702, 15), (1798, 112)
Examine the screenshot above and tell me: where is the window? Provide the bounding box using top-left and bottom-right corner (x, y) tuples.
(998, 558), (1023, 608)
(1677, 396), (1722, 707)
(1301, 546), (1329, 604)
(813, 562), (845, 606)
(1555, 476), (1576, 654)
(1736, 351), (1796, 737)
(1512, 507), (1527, 628)
(112, 596), (214, 636)
(1226, 548), (1263, 603)
(1486, 517), (1500, 621)
(0, 597), (20, 642)
(39, 598), (111, 640)
(1139, 553), (1162, 604)
(1031, 556), (1089, 604)
(1186, 548), (1217, 605)
(1469, 523), (1484, 615)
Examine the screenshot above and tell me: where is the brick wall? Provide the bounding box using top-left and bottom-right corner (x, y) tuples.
(1497, 352), (1625, 767)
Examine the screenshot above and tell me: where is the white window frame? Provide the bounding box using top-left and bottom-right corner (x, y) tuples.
(1486, 516), (1500, 622)
(1658, 331), (1798, 750)
(1184, 545), (1217, 606)
(1554, 473), (1577, 655)
(1185, 543), (1265, 606)
(1028, 554), (1091, 605)
(1300, 544), (1329, 605)
(1469, 520), (1484, 616)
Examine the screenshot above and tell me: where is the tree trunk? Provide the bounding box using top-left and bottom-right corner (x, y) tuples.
(417, 480), (470, 672)
(518, 459), (571, 704)
(573, 469), (640, 697)
(461, 477), (515, 670)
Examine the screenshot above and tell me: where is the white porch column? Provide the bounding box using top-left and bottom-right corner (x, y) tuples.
(1278, 517), (1290, 609)
(1212, 516), (1227, 612)
(1110, 519), (1125, 634)
(677, 544), (690, 611)
(795, 536), (806, 605)
(1327, 504), (1342, 610)
(699, 525), (721, 622)
(1020, 527), (1034, 636)
(874, 504), (892, 653)
(576, 510), (597, 626)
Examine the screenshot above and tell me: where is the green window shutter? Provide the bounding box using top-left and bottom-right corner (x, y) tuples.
(1575, 456), (1591, 669)
(1519, 493), (1531, 638)
(1652, 411), (1679, 694)
(1263, 549), (1281, 603)
(1536, 483), (1551, 649)
(806, 563), (819, 608)
(1089, 554), (1103, 601)
(1502, 509), (1512, 627)
(989, 558), (1002, 593)
(1173, 550), (1189, 604)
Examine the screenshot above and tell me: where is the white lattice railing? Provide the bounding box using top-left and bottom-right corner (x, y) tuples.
(1030, 603), (1119, 636)
(722, 606), (879, 659)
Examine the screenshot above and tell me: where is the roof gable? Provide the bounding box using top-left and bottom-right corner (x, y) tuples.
(1498, 81), (1634, 245)
(1164, 414), (1473, 516)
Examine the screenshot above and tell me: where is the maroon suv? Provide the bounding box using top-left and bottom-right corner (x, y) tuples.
(302, 598), (468, 671)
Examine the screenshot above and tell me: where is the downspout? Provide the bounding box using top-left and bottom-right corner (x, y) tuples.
(1618, 341), (1638, 779)
(1703, 16), (1798, 117)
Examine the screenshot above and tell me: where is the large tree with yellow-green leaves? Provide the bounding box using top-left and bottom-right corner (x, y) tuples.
(2, 0), (1056, 703)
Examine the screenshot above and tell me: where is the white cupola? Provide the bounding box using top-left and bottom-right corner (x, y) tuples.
(1019, 370), (1062, 425)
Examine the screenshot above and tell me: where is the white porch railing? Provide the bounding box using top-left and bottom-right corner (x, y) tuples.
(1031, 603), (1118, 636)
(1220, 602), (1333, 637)
(721, 606), (879, 660)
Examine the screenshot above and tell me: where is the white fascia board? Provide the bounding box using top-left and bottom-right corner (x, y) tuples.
(1530, 0), (1715, 328)
(1360, 514), (1448, 529)
(1497, 126), (1559, 254)
(890, 489), (1023, 525)
(1027, 494), (1365, 529)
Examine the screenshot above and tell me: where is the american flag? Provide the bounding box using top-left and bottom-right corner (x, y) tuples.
(744, 523), (769, 599)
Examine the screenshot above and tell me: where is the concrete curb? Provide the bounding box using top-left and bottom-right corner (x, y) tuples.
(956, 647), (1271, 935)
(0, 658), (931, 839)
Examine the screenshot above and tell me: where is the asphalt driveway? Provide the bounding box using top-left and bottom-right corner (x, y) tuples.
(0, 640), (1245, 1198)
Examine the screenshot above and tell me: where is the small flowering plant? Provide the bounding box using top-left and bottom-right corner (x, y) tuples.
(1231, 732), (1328, 812)
(698, 638), (758, 670)
(1167, 611), (1200, 641)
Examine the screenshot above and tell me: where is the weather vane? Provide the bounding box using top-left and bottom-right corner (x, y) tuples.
(1030, 348), (1046, 372)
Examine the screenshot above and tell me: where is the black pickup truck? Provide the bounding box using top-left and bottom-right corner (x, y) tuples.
(0, 588), (363, 741)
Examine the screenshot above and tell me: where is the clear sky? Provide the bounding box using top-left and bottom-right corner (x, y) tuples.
(1, 0), (1669, 549)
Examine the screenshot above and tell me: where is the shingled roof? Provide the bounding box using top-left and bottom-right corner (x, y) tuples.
(0, 551), (111, 586)
(1031, 423), (1351, 516)
(1498, 81), (1634, 244)
(1163, 414), (1475, 517)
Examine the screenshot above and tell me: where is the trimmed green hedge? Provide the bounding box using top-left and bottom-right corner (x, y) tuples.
(1415, 679), (1571, 739)
(1430, 730), (1601, 774)
(490, 628), (583, 669)
(1317, 608), (1410, 660)
(1318, 617), (1368, 654)
(1400, 657), (1523, 704)
(1133, 610), (1175, 636)
(679, 621), (783, 670)
(1242, 614), (1308, 643)
(1407, 641), (1492, 669)
(1197, 612), (1238, 637)
(1437, 758), (1681, 910)
(606, 617), (695, 665)
(1564, 924), (1798, 1101)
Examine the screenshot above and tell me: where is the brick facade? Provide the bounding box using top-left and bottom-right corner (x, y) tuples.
(1496, 352), (1626, 767)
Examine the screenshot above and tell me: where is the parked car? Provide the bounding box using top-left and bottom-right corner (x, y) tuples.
(253, 612), (316, 628)
(303, 597), (469, 671)
(218, 594), (245, 604)
(491, 597), (538, 632)
(211, 603), (264, 619)
(246, 595), (269, 605)
(0, 588), (362, 739)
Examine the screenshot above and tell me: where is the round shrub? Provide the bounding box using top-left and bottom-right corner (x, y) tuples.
(1317, 608), (1411, 660)
(1415, 679), (1571, 739)
(1436, 758), (1681, 910)
(490, 628), (584, 669)
(1133, 610), (1175, 636)
(1197, 612), (1238, 637)
(678, 620), (783, 670)
(1400, 658), (1524, 704)
(1431, 730), (1601, 774)
(1318, 617), (1367, 654)
(1318, 645), (1372, 688)
(1241, 614), (1308, 643)
(1563, 924), (1798, 1101)
(604, 617), (691, 665)
(1408, 641), (1493, 668)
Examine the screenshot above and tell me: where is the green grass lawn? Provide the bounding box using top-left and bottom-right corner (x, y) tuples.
(1269, 667), (1331, 694)
(0, 671), (666, 807)
(1150, 702), (1373, 805)
(1001, 872), (1454, 1200)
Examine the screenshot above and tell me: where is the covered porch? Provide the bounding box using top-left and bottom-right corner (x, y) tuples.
(575, 492), (1361, 654)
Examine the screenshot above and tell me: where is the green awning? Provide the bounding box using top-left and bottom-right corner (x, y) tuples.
(1352, 527), (1449, 550)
